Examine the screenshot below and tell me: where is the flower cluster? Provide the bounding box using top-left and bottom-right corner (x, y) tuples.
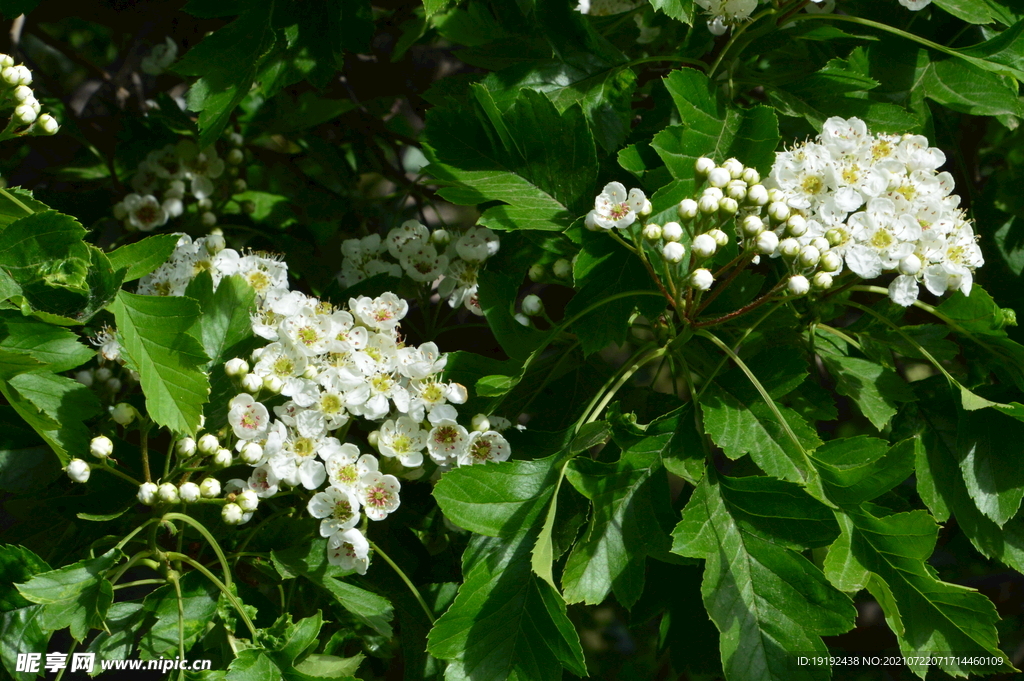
(0, 54), (58, 140)
(765, 116), (981, 305)
(339, 220), (501, 316)
(113, 134), (247, 232)
(122, 232), (513, 573)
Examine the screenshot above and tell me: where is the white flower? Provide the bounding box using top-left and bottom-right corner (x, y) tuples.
(350, 293), (409, 331)
(386, 220), (430, 259)
(589, 182), (645, 230)
(360, 471), (401, 520)
(327, 527), (370, 574)
(141, 37), (178, 75)
(455, 226), (500, 262)
(458, 431), (511, 466)
(247, 465), (280, 497)
(124, 194), (168, 232)
(308, 486), (362, 537)
(399, 241), (448, 282)
(427, 420), (470, 465)
(378, 416), (427, 467)
(228, 394), (270, 440)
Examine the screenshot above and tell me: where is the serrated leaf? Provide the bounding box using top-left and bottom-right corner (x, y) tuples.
(0, 187), (47, 229)
(824, 506), (1013, 677)
(423, 87), (597, 231)
(0, 545), (49, 611)
(811, 436), (916, 507)
(648, 0), (694, 23)
(0, 311), (94, 372)
(428, 531), (587, 681)
(653, 69), (780, 179)
(107, 234), (182, 283)
(85, 602), (145, 673)
(956, 407), (1024, 527)
(0, 605), (49, 681)
(16, 549), (119, 641)
(672, 471), (855, 681)
(184, 272), (257, 367)
(818, 338), (915, 430)
(0, 370), (101, 465)
(138, 571), (218, 659)
(111, 291), (210, 435)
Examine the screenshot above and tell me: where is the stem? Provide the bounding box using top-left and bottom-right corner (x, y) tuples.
(575, 343), (657, 433)
(162, 512), (233, 591)
(114, 518), (160, 553)
(140, 422), (152, 483)
(113, 578), (166, 590)
(583, 347), (667, 429)
(169, 573), (187, 663)
(0, 187), (33, 214)
(164, 551), (257, 638)
(815, 323), (862, 350)
(626, 55), (708, 71)
(370, 541), (434, 624)
(695, 300), (785, 403)
(107, 551), (154, 585)
(709, 6), (778, 78)
(693, 279), (788, 327)
(697, 329), (807, 456)
(96, 461), (142, 487)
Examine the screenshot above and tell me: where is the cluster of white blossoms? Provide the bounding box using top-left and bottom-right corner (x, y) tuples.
(113, 134), (247, 232)
(0, 54), (58, 139)
(95, 231), (513, 574)
(765, 116), (981, 305)
(339, 220), (500, 316)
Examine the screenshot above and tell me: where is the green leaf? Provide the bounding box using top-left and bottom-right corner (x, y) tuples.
(0, 545), (49, 611)
(423, 0), (456, 18)
(817, 335), (915, 430)
(16, 549), (120, 641)
(648, 0), (694, 24)
(427, 531), (587, 681)
(271, 539), (393, 637)
(174, 0), (276, 147)
(0, 188), (47, 229)
(110, 291), (210, 435)
(184, 272), (258, 367)
(293, 653), (362, 680)
(423, 87), (597, 231)
(699, 380), (821, 485)
(561, 435), (672, 607)
(0, 370), (101, 465)
(824, 506), (1012, 677)
(107, 234), (182, 283)
(0, 605), (50, 681)
(811, 436), (917, 507)
(138, 571), (218, 659)
(934, 0), (999, 23)
(85, 602), (146, 668)
(956, 407), (1024, 527)
(0, 311), (94, 372)
(653, 69), (780, 179)
(672, 471), (855, 681)
(434, 453), (564, 536)
(476, 271), (547, 361)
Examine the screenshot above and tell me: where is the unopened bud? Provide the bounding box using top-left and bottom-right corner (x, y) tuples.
(767, 202), (790, 223)
(179, 482), (201, 503)
(90, 435), (114, 459)
(678, 199), (698, 221)
(698, 195), (719, 215)
(205, 233), (226, 254)
(707, 167), (731, 188)
(690, 268), (714, 291)
(899, 254), (921, 276)
(262, 375), (284, 394)
(741, 167), (760, 185)
(522, 295), (544, 317)
(718, 197), (739, 215)
(241, 373), (263, 393)
(662, 222), (683, 242)
(35, 113), (58, 135)
(692, 233), (717, 258)
(756, 230), (779, 254)
(726, 181), (747, 202)
(201, 212), (217, 227)
(722, 158), (744, 179)
(553, 258), (571, 279)
(197, 434), (220, 455)
(811, 271), (834, 290)
(662, 241), (685, 263)
(811, 237), (830, 253)
(431, 229), (450, 246)
(707, 229), (729, 247)
(798, 245), (821, 268)
(643, 223), (663, 241)
(227, 148), (244, 165)
(746, 184), (769, 206)
(66, 459), (90, 483)
(819, 251), (842, 272)
(528, 264), (545, 282)
(225, 358), (249, 377)
(222, 503), (244, 525)
(638, 199), (653, 217)
(158, 483), (179, 504)
(788, 275), (810, 296)
(695, 157), (715, 177)
(786, 215), (807, 237)
(95, 367), (113, 382)
(239, 442), (263, 465)
(825, 229), (844, 247)
(742, 215), (764, 237)
(237, 489), (258, 512)
(212, 448), (233, 468)
(111, 403), (136, 425)
(200, 477), (221, 498)
(471, 414), (491, 433)
(138, 482), (158, 505)
(779, 237), (800, 259)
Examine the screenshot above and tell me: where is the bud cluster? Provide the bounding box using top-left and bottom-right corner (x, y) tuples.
(0, 54), (58, 140)
(339, 221), (500, 316)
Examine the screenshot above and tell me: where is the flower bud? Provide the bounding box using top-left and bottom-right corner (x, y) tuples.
(779, 238), (800, 259)
(0, 54), (14, 69)
(584, 211), (600, 231)
(222, 503), (244, 525)
(66, 459), (90, 483)
(786, 215), (807, 237)
(723, 158), (744, 179)
(756, 230), (779, 254)
(692, 233), (717, 258)
(718, 197), (739, 215)
(431, 229), (451, 246)
(527, 263), (545, 283)
(241, 373), (263, 393)
(522, 294), (544, 317)
(262, 375), (284, 394)
(677, 199), (698, 221)
(638, 199), (653, 217)
(768, 188), (785, 203)
(643, 223), (663, 241)
(899, 254), (922, 276)
(199, 477), (221, 498)
(201, 212), (217, 227)
(695, 157), (715, 177)
(708, 229), (729, 247)
(204, 233), (225, 255)
(788, 275), (810, 296)
(662, 241), (685, 263)
(158, 483), (179, 504)
(237, 489), (259, 512)
(90, 435), (114, 459)
(726, 180), (747, 202)
(662, 222), (683, 242)
(471, 414), (491, 433)
(225, 358), (249, 377)
(767, 202), (790, 223)
(303, 364), (318, 380)
(179, 482), (201, 503)
(690, 268), (714, 291)
(197, 197), (213, 210)
(138, 482), (158, 505)
(811, 237), (830, 253)
(707, 167), (731, 188)
(367, 430), (379, 448)
(13, 103), (36, 125)
(197, 434), (220, 455)
(746, 184), (769, 206)
(111, 403), (136, 425)
(741, 167), (760, 185)
(107, 377), (122, 392)
(227, 148), (244, 165)
(239, 442), (263, 465)
(75, 370), (94, 387)
(703, 187), (723, 201)
(552, 258), (571, 279)
(819, 251), (842, 272)
(95, 367), (112, 382)
(212, 448), (233, 468)
(35, 113), (59, 135)
(698, 195), (719, 215)
(825, 229), (845, 247)
(742, 215), (765, 237)
(798, 245), (821, 268)
(811, 271), (834, 290)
